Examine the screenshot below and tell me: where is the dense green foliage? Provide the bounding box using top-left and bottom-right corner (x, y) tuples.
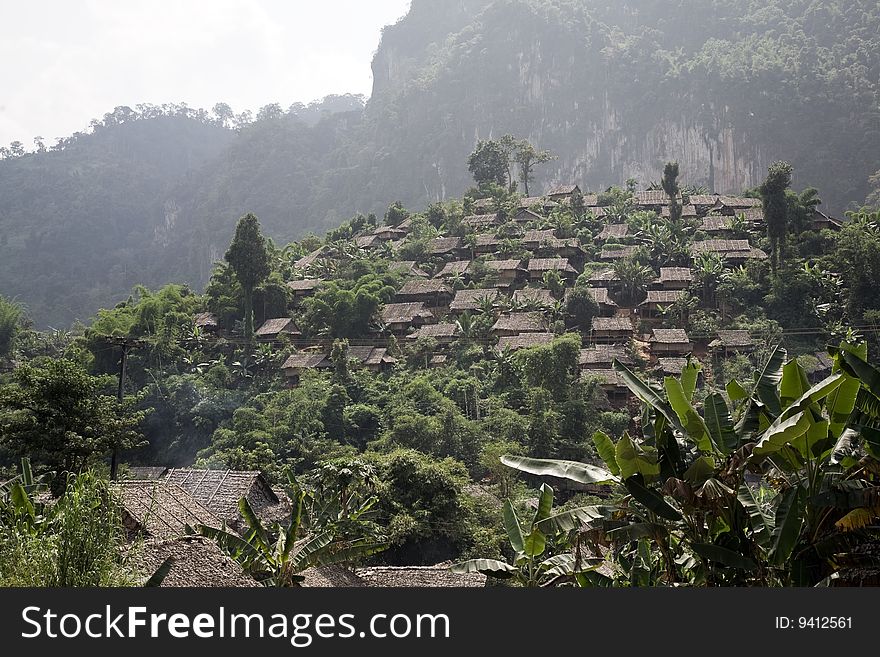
(0, 469), (135, 586)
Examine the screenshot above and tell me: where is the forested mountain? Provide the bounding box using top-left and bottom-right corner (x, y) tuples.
(2, 0), (878, 327)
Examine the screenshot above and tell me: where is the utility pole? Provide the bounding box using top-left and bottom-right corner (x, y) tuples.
(108, 337), (143, 480)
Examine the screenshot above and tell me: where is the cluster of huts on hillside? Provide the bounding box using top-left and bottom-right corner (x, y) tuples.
(194, 186), (841, 405)
(114, 467), (484, 587)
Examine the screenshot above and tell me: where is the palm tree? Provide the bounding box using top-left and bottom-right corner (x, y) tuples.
(612, 258), (654, 306)
(663, 290), (699, 326)
(475, 294), (499, 316)
(692, 252), (725, 306)
(455, 312), (475, 342)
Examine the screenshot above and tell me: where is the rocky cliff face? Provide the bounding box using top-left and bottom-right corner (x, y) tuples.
(364, 0), (773, 205)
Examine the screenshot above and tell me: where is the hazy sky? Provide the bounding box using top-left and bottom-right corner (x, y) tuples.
(0, 0), (412, 146)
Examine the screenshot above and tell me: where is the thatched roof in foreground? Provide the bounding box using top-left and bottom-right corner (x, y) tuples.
(128, 536), (259, 587)
(116, 480), (220, 541)
(356, 565), (486, 587)
(300, 565), (367, 587)
(164, 469), (279, 523)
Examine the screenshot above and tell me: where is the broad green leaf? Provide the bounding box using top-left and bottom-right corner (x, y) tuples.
(500, 455), (618, 484)
(194, 524), (265, 568)
(143, 557), (176, 587)
(606, 522), (668, 541)
(502, 500), (524, 553)
(754, 345), (786, 418)
(592, 430), (620, 476)
(776, 373), (844, 425)
(769, 487), (805, 566)
(691, 543), (758, 571)
(704, 392), (739, 453)
(737, 483), (773, 547)
(9, 484), (34, 519)
(615, 433), (660, 480)
(523, 528), (547, 557)
(825, 372), (860, 439)
(451, 559), (516, 578)
(533, 483), (554, 525)
(20, 457), (34, 488)
(681, 358), (701, 401)
(540, 553), (600, 577)
(751, 411), (812, 458)
(836, 349), (880, 398)
(727, 379), (748, 401)
(535, 505), (606, 533)
(683, 456), (716, 486)
(613, 359), (684, 433)
(238, 497), (270, 551)
(791, 418), (830, 460)
(624, 475), (682, 521)
(665, 377), (712, 452)
(780, 359), (810, 410)
(861, 426), (880, 460)
(289, 531), (335, 570)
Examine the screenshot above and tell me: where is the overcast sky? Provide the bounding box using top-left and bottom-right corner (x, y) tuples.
(0, 0), (412, 146)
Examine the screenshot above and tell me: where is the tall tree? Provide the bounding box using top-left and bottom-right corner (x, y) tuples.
(661, 161), (682, 224)
(467, 139), (509, 187)
(514, 140), (554, 196)
(0, 359), (146, 493)
(225, 213), (271, 342)
(759, 161), (793, 271)
(0, 295), (22, 358)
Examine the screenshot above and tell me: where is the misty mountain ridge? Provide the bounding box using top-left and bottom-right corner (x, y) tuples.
(1, 0), (878, 327)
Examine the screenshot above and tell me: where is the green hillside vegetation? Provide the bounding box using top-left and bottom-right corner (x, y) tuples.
(3, 147), (880, 585)
(2, 0), (879, 327)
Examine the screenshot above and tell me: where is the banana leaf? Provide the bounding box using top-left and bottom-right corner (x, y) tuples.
(737, 483), (773, 547)
(624, 475), (682, 521)
(691, 543), (758, 571)
(451, 559), (517, 578)
(523, 528), (547, 557)
(535, 505), (606, 533)
(769, 487), (805, 567)
(751, 411), (812, 458)
(592, 430), (620, 476)
(533, 483), (554, 525)
(665, 377), (713, 452)
(500, 455), (618, 484)
(613, 359), (685, 434)
(503, 499), (524, 553)
(681, 358), (701, 400)
(615, 433), (660, 480)
(704, 392), (739, 453)
(754, 345), (786, 418)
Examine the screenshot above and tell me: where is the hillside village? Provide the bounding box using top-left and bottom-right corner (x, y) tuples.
(5, 151), (880, 588)
(197, 183), (842, 398)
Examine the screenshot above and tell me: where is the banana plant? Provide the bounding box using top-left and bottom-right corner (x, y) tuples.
(500, 344), (879, 586)
(191, 480), (386, 586)
(0, 458), (50, 535)
(451, 483), (605, 587)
